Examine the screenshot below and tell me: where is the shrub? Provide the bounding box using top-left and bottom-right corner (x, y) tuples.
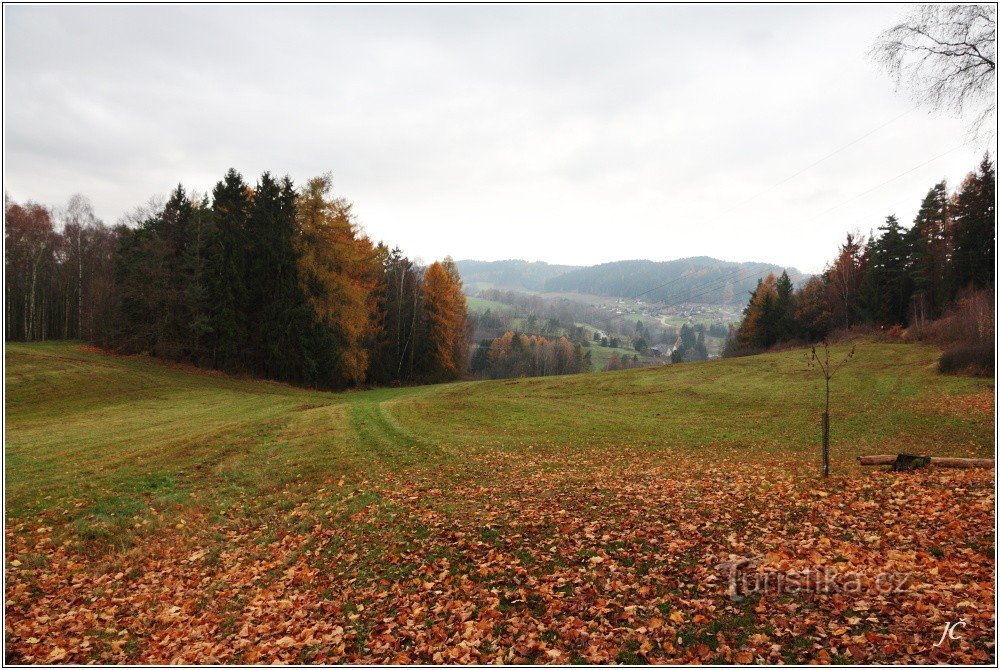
(886, 324), (905, 340)
(907, 289), (994, 347)
(939, 343), (994, 376)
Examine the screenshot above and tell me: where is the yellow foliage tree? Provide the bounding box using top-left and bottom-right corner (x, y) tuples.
(294, 174), (378, 385)
(422, 258), (468, 377)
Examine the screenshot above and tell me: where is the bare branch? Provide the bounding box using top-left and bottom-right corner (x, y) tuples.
(870, 5), (996, 143)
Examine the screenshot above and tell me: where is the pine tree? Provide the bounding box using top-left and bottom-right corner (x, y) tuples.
(372, 247), (424, 384)
(113, 214), (169, 353)
(157, 185), (196, 353)
(737, 273), (780, 348)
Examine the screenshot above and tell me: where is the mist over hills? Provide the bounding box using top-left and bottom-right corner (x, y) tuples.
(455, 257), (807, 305)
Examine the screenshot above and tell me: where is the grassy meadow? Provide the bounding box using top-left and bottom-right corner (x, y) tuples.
(4, 341), (995, 663)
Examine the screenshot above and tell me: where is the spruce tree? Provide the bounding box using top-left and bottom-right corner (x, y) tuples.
(245, 173), (316, 382)
(951, 157), (996, 292)
(908, 181), (949, 321)
(775, 270), (794, 339)
(180, 197), (215, 362)
(207, 169), (251, 371)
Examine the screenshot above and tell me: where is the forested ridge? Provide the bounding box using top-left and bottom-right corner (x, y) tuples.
(455, 257), (806, 304)
(542, 258), (806, 304)
(5, 170), (468, 388)
(453, 259), (579, 292)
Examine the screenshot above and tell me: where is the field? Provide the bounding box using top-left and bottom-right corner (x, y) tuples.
(4, 341), (995, 663)
(464, 295), (513, 314)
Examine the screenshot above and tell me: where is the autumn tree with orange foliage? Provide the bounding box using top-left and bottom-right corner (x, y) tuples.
(294, 175), (379, 386)
(471, 330), (590, 378)
(736, 273), (780, 349)
(421, 258), (469, 379)
(826, 232), (868, 330)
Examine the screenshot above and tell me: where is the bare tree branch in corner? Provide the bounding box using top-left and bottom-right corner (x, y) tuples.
(870, 4), (997, 143)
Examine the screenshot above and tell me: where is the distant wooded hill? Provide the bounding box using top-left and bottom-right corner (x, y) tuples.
(454, 260), (580, 292)
(455, 257), (807, 305)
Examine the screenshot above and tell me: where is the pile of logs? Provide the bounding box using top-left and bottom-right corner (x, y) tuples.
(858, 454), (993, 469)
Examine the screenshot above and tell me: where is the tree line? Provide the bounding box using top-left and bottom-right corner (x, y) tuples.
(5, 170), (469, 388)
(470, 331), (591, 379)
(730, 156), (995, 352)
(5, 195), (117, 342)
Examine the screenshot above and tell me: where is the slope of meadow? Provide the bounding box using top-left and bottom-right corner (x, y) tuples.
(4, 342), (995, 663)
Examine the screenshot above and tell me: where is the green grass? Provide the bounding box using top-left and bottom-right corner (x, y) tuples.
(5, 341), (993, 534)
(464, 295), (512, 313)
(585, 342), (657, 370)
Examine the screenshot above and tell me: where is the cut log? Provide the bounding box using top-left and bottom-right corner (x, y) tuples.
(857, 455), (897, 465)
(858, 454), (993, 469)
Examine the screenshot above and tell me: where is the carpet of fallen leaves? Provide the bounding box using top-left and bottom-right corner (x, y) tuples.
(5, 458), (995, 664)
(919, 390), (995, 418)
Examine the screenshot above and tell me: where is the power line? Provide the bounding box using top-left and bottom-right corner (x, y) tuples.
(622, 259), (768, 304)
(717, 107), (915, 217)
(795, 139), (973, 227)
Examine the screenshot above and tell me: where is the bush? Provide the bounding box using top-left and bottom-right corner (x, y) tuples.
(907, 289), (994, 347)
(886, 324), (905, 340)
(939, 343), (994, 376)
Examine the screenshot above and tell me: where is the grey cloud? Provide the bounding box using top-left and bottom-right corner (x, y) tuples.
(4, 4), (989, 273)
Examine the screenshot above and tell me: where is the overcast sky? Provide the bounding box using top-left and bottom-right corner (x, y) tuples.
(3, 4), (991, 273)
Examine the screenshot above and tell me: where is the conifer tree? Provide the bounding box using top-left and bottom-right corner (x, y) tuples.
(775, 270), (794, 339)
(181, 198), (215, 363)
(859, 215), (912, 325)
(908, 181), (950, 321)
(157, 185), (196, 352)
(950, 156), (996, 291)
(245, 173), (314, 382)
(294, 175), (378, 386)
(207, 169), (252, 371)
(421, 259), (468, 379)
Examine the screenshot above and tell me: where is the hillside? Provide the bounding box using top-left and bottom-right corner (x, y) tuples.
(5, 342), (995, 664)
(543, 258), (807, 304)
(454, 259), (581, 292)
(456, 257), (807, 305)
